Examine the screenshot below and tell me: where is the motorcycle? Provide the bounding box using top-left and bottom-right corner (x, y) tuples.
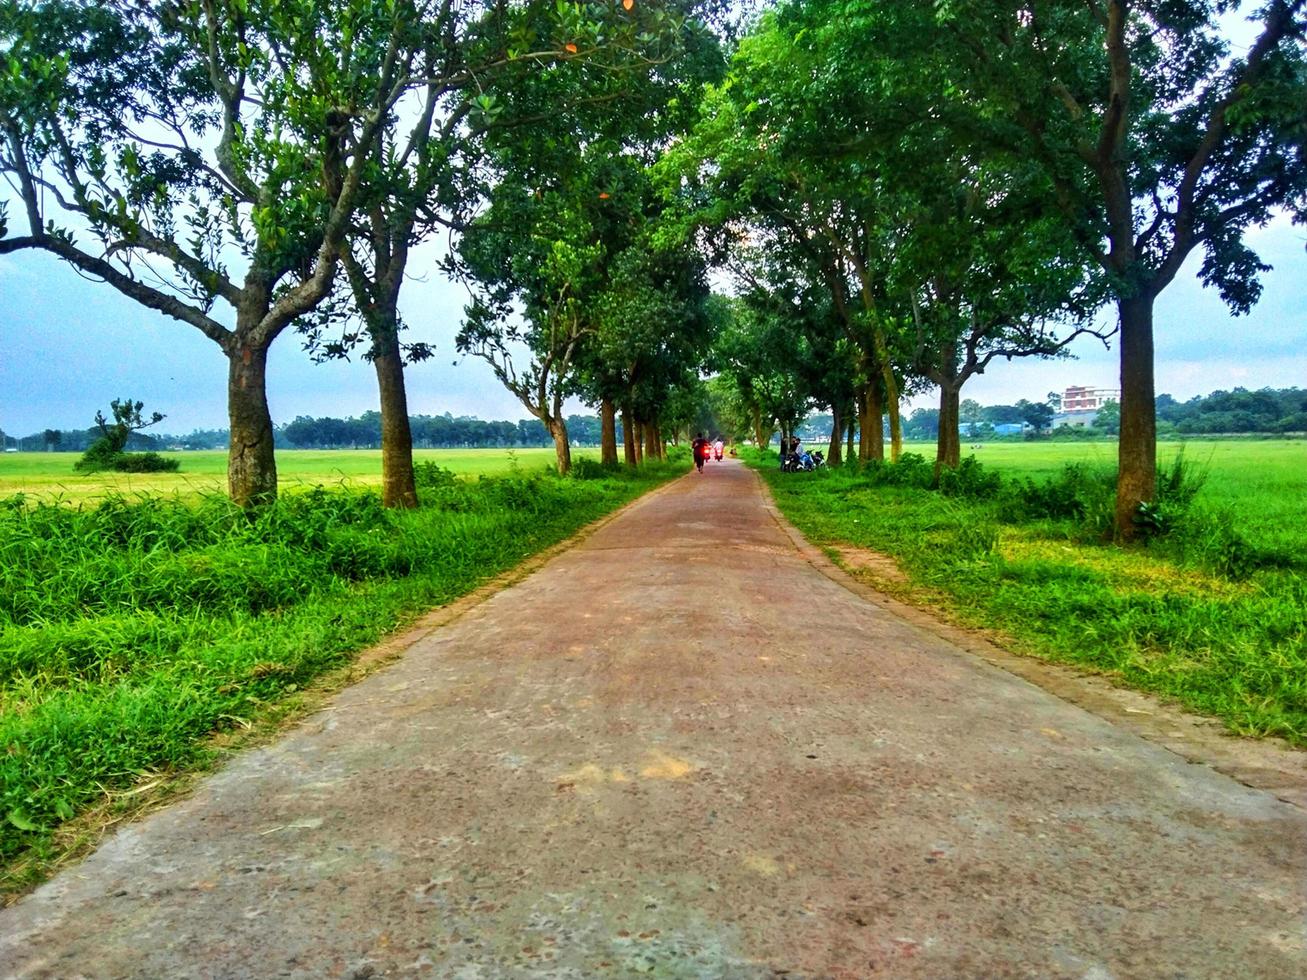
(713, 446), (723, 461)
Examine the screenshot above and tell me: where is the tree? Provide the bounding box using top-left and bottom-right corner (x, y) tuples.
(662, 38), (914, 463)
(454, 7), (723, 474)
(1094, 400), (1122, 436)
(1019, 401), (1055, 434)
(927, 0), (1307, 535)
(1, 1), (420, 504)
(75, 397), (178, 472)
(304, 0), (709, 504)
(41, 429), (61, 451)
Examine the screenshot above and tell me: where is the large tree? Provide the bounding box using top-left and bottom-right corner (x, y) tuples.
(306, 0), (709, 504)
(926, 0), (1307, 535)
(0, 0), (427, 504)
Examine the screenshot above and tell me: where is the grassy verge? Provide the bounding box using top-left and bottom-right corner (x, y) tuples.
(0, 459), (681, 898)
(746, 448), (1307, 747)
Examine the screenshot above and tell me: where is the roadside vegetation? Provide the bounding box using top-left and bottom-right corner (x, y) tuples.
(0, 459), (680, 898)
(748, 441), (1307, 747)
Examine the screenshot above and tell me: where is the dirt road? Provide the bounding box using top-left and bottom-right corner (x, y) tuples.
(4, 460), (1305, 978)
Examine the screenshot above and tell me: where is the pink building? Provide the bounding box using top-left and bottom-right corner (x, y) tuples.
(1062, 386), (1120, 413)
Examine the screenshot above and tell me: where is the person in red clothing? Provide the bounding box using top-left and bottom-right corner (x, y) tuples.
(691, 432), (709, 473)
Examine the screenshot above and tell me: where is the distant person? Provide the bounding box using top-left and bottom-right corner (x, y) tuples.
(691, 432), (709, 473)
(713, 438), (724, 461)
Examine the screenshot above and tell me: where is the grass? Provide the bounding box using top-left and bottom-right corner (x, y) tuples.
(0, 447), (587, 503)
(0, 453), (682, 899)
(748, 439), (1307, 746)
(940, 439), (1307, 554)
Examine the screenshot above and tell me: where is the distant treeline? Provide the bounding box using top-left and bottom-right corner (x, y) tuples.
(899, 387), (1307, 440)
(7, 388), (1301, 453)
(2, 413), (614, 452)
(1155, 388), (1307, 435)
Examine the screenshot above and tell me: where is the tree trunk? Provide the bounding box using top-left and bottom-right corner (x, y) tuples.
(1116, 293), (1157, 539)
(372, 330), (418, 509)
(751, 406), (767, 450)
(600, 398), (618, 466)
(882, 361), (902, 462)
(936, 383), (961, 476)
(857, 386), (872, 462)
(621, 403), (637, 466)
(644, 417), (659, 462)
(827, 404), (842, 466)
(859, 384), (885, 462)
(550, 416), (572, 476)
(634, 420), (645, 465)
(227, 342), (278, 507)
(846, 413), (855, 463)
(869, 383), (885, 461)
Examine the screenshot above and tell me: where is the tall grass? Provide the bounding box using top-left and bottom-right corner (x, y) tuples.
(749, 449), (1307, 746)
(0, 462), (679, 893)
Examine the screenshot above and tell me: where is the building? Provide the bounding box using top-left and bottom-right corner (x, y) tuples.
(1062, 385), (1120, 412)
(1052, 411), (1098, 429)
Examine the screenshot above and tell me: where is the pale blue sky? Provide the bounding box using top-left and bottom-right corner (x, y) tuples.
(1, 216), (1304, 435)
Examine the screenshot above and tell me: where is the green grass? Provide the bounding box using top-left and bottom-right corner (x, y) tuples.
(0, 448), (585, 503)
(749, 440), (1307, 746)
(0, 456), (681, 897)
(932, 439), (1307, 553)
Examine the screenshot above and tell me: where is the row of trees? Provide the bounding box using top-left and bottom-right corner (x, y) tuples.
(1, 1), (735, 507)
(661, 1), (1306, 538)
(281, 412), (619, 450)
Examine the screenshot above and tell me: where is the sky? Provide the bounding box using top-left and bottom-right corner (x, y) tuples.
(1, 212), (1305, 437)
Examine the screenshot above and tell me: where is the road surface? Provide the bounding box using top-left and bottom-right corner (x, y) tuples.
(4, 460), (1305, 978)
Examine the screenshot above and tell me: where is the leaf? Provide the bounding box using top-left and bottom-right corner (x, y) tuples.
(623, 0), (634, 9)
(7, 808), (43, 832)
(54, 799), (75, 821)
(565, 43), (578, 53)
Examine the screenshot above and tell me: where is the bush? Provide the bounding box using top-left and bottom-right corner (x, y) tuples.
(859, 453), (934, 489)
(999, 462), (1115, 527)
(112, 452), (180, 473)
(937, 456), (1001, 498)
(73, 439), (179, 473)
(413, 462), (458, 490)
(569, 458), (611, 480)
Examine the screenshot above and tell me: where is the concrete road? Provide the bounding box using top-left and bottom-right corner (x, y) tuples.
(4, 460), (1305, 978)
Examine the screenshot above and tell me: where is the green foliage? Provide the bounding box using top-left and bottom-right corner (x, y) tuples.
(74, 398), (177, 473)
(0, 464), (678, 889)
(937, 456), (1001, 499)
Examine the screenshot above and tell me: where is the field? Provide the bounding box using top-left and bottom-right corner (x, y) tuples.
(907, 438), (1307, 552)
(0, 448), (584, 503)
(752, 439), (1307, 746)
(0, 450), (678, 898)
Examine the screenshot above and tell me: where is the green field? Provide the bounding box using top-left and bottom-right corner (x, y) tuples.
(0, 448), (585, 502)
(751, 439), (1307, 746)
(901, 438), (1307, 552)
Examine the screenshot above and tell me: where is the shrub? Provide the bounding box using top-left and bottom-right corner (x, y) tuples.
(73, 440), (179, 473)
(413, 462), (458, 490)
(937, 456), (1001, 498)
(569, 458), (610, 480)
(112, 452), (180, 473)
(999, 462), (1115, 525)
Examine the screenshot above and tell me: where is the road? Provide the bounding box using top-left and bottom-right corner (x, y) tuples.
(4, 459), (1305, 978)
